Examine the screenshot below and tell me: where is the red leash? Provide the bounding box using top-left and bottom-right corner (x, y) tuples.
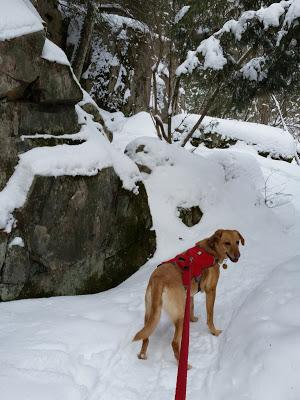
(174, 266), (191, 400)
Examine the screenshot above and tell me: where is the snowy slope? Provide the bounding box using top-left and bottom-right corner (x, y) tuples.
(1, 113), (300, 399)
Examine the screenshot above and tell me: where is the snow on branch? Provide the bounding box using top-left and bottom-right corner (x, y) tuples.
(176, 0), (300, 78)
(174, 6), (191, 24)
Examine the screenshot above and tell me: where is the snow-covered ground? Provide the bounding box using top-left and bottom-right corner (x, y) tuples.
(1, 110), (300, 400)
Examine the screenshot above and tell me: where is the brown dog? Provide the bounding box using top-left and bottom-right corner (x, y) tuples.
(133, 229), (245, 363)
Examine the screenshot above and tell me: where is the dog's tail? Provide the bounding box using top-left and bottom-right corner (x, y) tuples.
(133, 278), (163, 341)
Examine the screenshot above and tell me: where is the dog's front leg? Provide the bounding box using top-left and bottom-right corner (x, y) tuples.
(205, 288), (222, 336)
(190, 296), (198, 322)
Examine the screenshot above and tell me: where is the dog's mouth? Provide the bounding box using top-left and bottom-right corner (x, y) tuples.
(226, 253), (239, 263)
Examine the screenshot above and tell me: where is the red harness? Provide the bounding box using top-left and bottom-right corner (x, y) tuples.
(164, 245), (216, 286)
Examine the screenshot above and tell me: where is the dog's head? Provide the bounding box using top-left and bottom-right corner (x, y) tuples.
(208, 229), (245, 263)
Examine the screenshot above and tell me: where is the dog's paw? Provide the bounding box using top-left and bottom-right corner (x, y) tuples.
(210, 328), (222, 336)
(190, 316), (199, 322)
(138, 353), (147, 360)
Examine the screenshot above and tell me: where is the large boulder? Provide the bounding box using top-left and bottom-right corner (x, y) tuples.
(0, 29), (82, 188)
(0, 168), (156, 300)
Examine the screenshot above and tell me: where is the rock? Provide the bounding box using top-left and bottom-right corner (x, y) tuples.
(81, 23), (153, 114)
(125, 141), (153, 175)
(38, 58), (82, 104)
(0, 100), (80, 190)
(0, 137), (19, 191)
(18, 102), (80, 135)
(0, 29), (82, 104)
(191, 132), (237, 150)
(0, 168), (156, 300)
(0, 31), (45, 99)
(191, 131), (294, 162)
(35, 0), (66, 48)
(177, 206), (203, 227)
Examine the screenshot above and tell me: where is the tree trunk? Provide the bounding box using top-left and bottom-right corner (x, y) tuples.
(181, 86), (221, 147)
(72, 1), (96, 80)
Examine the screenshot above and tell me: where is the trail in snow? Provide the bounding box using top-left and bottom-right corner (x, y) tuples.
(1, 136), (300, 399)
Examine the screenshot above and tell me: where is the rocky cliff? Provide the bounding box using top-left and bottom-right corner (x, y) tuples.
(0, 2), (156, 301)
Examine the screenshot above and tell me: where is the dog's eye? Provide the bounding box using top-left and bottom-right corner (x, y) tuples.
(236, 241), (239, 245)
(224, 242), (230, 246)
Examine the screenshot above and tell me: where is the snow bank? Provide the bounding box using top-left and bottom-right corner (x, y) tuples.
(124, 136), (271, 259)
(172, 113), (296, 160)
(0, 107), (140, 232)
(0, 0), (44, 41)
(206, 257), (300, 400)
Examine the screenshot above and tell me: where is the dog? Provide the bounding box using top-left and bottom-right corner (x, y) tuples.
(133, 229), (245, 364)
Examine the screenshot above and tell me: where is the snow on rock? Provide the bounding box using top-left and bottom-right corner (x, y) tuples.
(205, 257), (300, 400)
(0, 0), (44, 41)
(0, 107), (140, 232)
(102, 111), (158, 152)
(8, 237), (24, 248)
(41, 38), (70, 66)
(172, 113), (296, 160)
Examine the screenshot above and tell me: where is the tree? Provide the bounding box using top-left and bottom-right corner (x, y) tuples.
(176, 0), (300, 147)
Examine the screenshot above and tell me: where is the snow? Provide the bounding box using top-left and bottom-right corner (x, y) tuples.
(1, 122), (300, 398)
(176, 50), (200, 76)
(0, 59), (300, 399)
(177, 0), (300, 76)
(205, 257), (300, 400)
(176, 33), (227, 74)
(41, 38), (70, 66)
(8, 237), (24, 248)
(196, 36), (227, 70)
(284, 0), (300, 26)
(257, 3), (286, 28)
(172, 113), (296, 160)
(101, 13), (149, 34)
(102, 111), (158, 152)
(0, 107), (140, 232)
(240, 57), (267, 81)
(0, 0), (44, 41)
(174, 6), (191, 23)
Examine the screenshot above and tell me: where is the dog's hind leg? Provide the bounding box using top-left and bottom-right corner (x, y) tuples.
(138, 338), (149, 359)
(133, 278), (163, 359)
(137, 311), (150, 359)
(172, 318), (183, 362)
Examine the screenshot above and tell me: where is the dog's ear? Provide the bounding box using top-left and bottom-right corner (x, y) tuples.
(208, 229), (223, 248)
(236, 230), (245, 246)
